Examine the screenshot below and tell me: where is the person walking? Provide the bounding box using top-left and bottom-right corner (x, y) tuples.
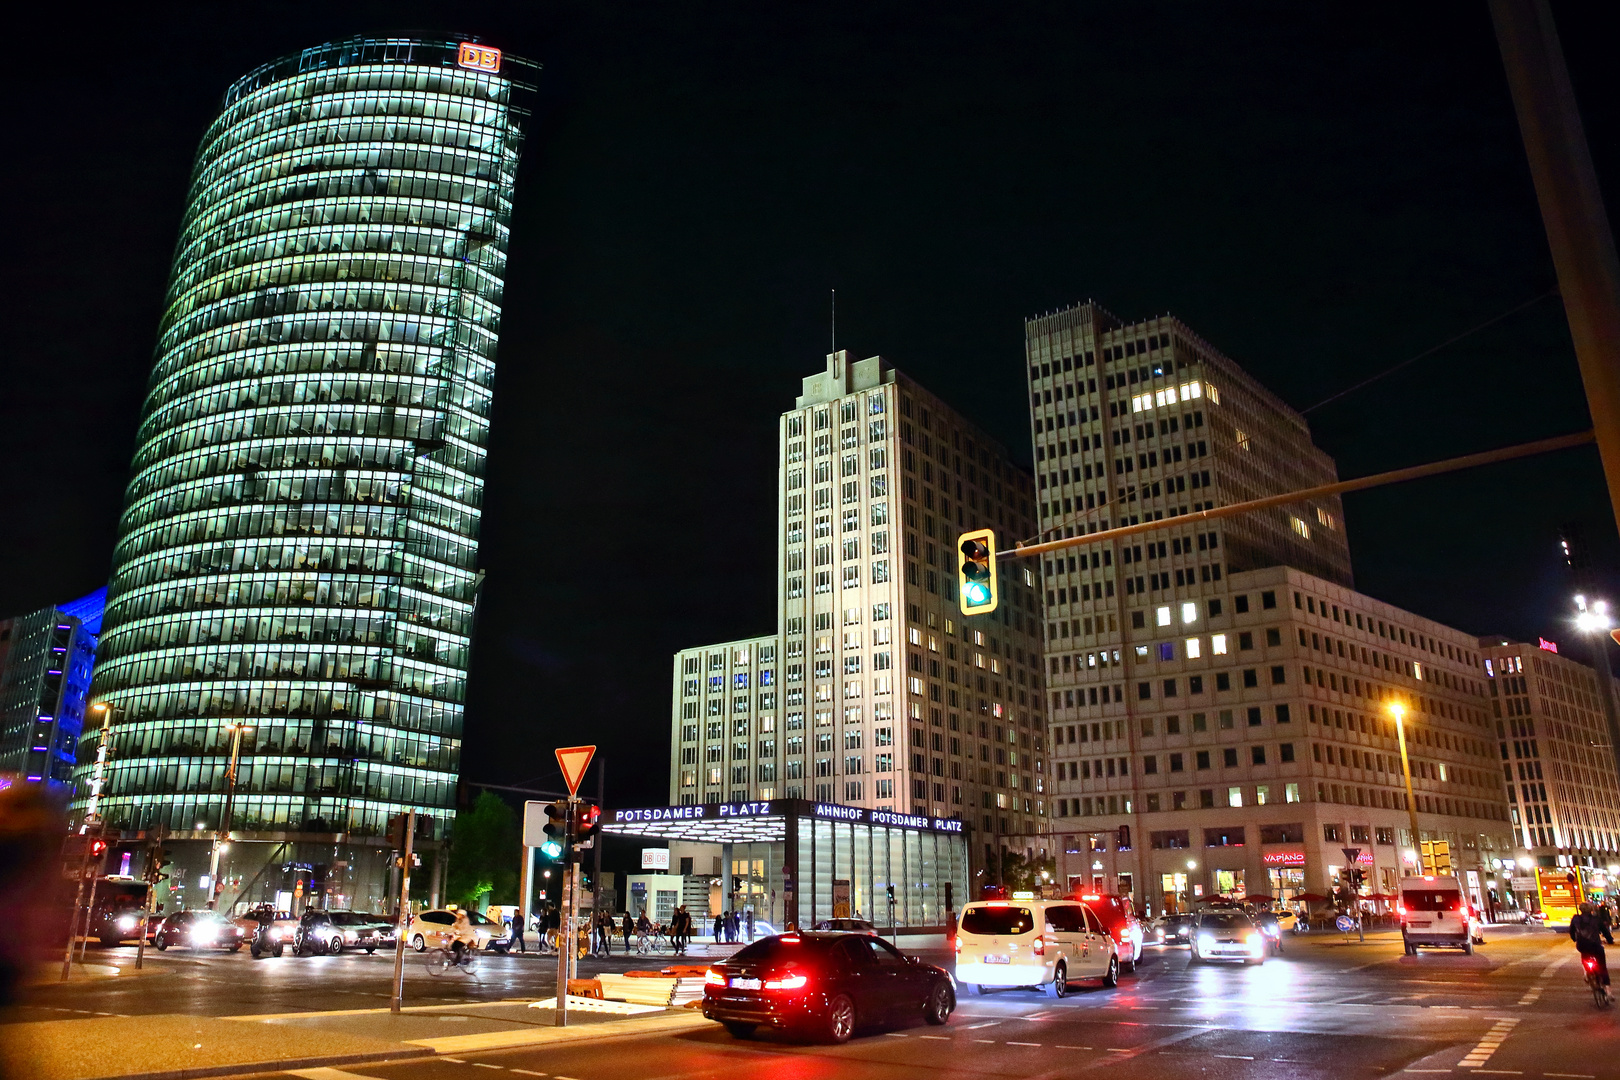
(729, 910), (740, 943)
(510, 907), (526, 953)
(672, 906), (689, 955)
(593, 910), (611, 956)
(713, 912), (724, 942)
(621, 910), (634, 954)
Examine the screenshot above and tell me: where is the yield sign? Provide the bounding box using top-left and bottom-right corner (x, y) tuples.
(555, 745), (597, 797)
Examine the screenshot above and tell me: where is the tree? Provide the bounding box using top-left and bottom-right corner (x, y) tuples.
(996, 848), (1058, 893)
(445, 791), (519, 909)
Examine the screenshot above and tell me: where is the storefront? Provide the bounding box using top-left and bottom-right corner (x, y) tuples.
(604, 799), (969, 932)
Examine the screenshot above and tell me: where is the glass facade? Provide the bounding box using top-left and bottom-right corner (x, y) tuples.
(72, 37), (536, 857)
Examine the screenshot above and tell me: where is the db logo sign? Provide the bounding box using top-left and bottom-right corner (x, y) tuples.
(458, 43), (502, 73)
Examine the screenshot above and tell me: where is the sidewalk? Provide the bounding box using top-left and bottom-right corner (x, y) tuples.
(0, 999), (711, 1080)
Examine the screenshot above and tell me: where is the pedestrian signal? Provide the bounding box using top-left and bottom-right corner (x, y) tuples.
(957, 529), (998, 616)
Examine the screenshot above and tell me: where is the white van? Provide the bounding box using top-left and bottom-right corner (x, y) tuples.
(1398, 875), (1484, 955)
(955, 898), (1120, 996)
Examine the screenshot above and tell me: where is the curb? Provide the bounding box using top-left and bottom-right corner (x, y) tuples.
(405, 1010), (714, 1054)
(71, 1048), (436, 1080)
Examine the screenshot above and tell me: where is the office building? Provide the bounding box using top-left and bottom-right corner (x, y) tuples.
(670, 351), (1047, 883)
(0, 590), (103, 791)
(1478, 637), (1620, 869)
(1028, 301), (1511, 912)
(70, 36), (537, 913)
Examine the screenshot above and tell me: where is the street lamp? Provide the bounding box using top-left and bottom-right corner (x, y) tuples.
(207, 721), (252, 909)
(1389, 702), (1423, 872)
(1573, 595), (1620, 799)
(84, 702), (118, 822)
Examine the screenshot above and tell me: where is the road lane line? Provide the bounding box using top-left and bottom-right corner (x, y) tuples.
(883, 1033), (909, 1038)
(288, 1070), (391, 1080)
(1006, 1042), (1042, 1046)
(1544, 1073), (1595, 1078)
(472, 1064), (503, 1069)
(510, 1071), (548, 1077)
(919, 1035), (949, 1040)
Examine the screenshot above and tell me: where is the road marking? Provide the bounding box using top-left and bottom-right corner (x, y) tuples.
(1544, 1073), (1596, 1078)
(1400, 1070), (1451, 1074)
(510, 1072), (548, 1077)
(472, 1065), (503, 1070)
(1056, 1045), (1091, 1050)
(288, 1070), (390, 1080)
(884, 1033), (909, 1038)
(1457, 1017), (1519, 1069)
(919, 1035), (949, 1040)
(1006, 1041), (1041, 1047)
(1468, 1071), (1521, 1075)
(972, 1039), (995, 1043)
(443, 1059), (466, 1064)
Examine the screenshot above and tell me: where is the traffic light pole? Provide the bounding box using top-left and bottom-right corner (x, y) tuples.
(135, 827), (164, 971)
(554, 797), (574, 1027)
(390, 810), (416, 1014)
(60, 825), (98, 982)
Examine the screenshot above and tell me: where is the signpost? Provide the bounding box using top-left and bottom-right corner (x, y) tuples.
(551, 745), (595, 1028)
(389, 810), (416, 1014)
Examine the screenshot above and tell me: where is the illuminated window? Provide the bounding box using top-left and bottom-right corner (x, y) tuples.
(1206, 383), (1222, 405)
(1185, 637), (1202, 659)
(1212, 634), (1228, 655)
(1156, 606), (1172, 627)
(1316, 507), (1338, 531)
(1235, 429), (1251, 452)
(1291, 516), (1311, 539)
(1228, 787), (1243, 808)
(1181, 602), (1198, 624)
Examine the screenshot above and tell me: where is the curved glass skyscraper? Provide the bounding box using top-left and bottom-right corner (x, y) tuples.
(73, 36), (535, 911)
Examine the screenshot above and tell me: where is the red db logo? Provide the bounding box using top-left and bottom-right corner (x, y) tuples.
(458, 43), (502, 73)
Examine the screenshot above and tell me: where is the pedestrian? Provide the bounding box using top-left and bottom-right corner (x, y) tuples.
(746, 909), (755, 941)
(673, 906), (689, 954)
(637, 909), (652, 952)
(713, 912), (724, 941)
(593, 910), (611, 956)
(730, 910), (741, 943)
(510, 906), (526, 953)
(622, 910), (634, 954)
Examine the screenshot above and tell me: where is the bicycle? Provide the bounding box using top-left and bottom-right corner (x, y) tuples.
(425, 944), (480, 976)
(1581, 953), (1613, 1007)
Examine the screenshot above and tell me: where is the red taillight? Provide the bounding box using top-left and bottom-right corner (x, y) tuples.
(1585, 955), (1600, 972)
(705, 969), (726, 987)
(1396, 903), (1406, 917)
(953, 936), (963, 953)
(764, 972), (809, 990)
(1032, 936), (1046, 956)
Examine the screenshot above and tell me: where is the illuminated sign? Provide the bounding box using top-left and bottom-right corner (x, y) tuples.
(1263, 851), (1305, 866)
(457, 42), (502, 73)
(608, 799), (964, 834)
(1539, 637), (1559, 654)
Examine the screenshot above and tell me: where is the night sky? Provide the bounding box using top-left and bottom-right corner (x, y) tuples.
(3, 2), (1616, 812)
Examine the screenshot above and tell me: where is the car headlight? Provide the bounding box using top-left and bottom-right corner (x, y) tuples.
(117, 916), (137, 932)
(344, 931), (359, 942)
(1197, 933), (1216, 950)
(269, 928), (283, 940)
(192, 926), (219, 943)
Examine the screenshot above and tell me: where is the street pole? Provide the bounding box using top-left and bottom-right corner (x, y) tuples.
(1391, 704), (1422, 874)
(1490, 0), (1620, 540)
(135, 827), (162, 971)
(593, 759), (604, 918)
(208, 722), (247, 910)
(60, 829), (96, 981)
(390, 810), (416, 1014)
(554, 797), (573, 1027)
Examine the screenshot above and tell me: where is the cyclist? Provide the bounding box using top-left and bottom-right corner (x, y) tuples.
(1571, 900), (1615, 1003)
(449, 908), (479, 966)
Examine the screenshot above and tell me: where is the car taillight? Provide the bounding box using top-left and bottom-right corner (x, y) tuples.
(1396, 903), (1406, 917)
(764, 973), (809, 990)
(953, 936), (963, 952)
(1032, 937), (1046, 956)
(704, 969), (726, 986)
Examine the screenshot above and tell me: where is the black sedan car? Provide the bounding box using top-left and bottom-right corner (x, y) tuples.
(703, 932), (954, 1043)
(154, 910), (245, 952)
(1154, 913), (1196, 945)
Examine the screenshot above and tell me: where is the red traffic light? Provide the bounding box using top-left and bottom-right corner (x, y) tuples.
(89, 838), (108, 857)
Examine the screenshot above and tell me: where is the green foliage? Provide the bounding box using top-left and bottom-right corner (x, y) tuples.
(995, 849), (1058, 892)
(445, 791), (519, 908)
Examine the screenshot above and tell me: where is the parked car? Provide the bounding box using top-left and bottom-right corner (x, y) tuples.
(154, 910), (245, 952)
(407, 908), (499, 952)
(955, 898), (1120, 996)
(1076, 893), (1143, 971)
(704, 931), (954, 1043)
(295, 909), (395, 955)
(1190, 911), (1265, 964)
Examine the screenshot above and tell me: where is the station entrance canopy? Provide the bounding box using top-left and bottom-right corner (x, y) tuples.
(603, 799), (968, 932)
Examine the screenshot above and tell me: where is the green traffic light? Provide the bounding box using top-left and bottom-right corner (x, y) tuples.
(540, 839), (564, 859)
(964, 581), (989, 605)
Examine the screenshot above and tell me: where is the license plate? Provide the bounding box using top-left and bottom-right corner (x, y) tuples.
(984, 955), (1010, 964)
(1410, 921), (1432, 927)
(731, 977), (762, 990)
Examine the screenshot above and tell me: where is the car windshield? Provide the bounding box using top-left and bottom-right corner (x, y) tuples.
(961, 906), (1036, 935)
(1200, 913), (1253, 929)
(1403, 890), (1461, 911)
(332, 913), (378, 925)
(466, 911), (496, 925)
(731, 936), (833, 965)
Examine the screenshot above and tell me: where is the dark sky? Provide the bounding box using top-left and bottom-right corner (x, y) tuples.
(3, 1), (1617, 811)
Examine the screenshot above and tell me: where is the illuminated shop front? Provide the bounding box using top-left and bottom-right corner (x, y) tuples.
(605, 800), (969, 931)
(70, 36), (537, 911)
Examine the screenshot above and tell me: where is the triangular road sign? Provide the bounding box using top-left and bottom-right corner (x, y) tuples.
(555, 745), (597, 797)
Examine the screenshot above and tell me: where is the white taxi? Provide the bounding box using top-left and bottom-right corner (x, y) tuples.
(955, 897), (1120, 996)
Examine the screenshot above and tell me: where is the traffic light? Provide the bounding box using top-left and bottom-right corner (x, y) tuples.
(886, 884), (896, 904)
(147, 846), (170, 885)
(89, 837), (108, 860)
(540, 800), (568, 860)
(572, 803), (601, 853)
(957, 529), (998, 616)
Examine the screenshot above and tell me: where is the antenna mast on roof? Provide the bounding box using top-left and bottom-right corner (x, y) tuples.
(831, 289), (836, 355)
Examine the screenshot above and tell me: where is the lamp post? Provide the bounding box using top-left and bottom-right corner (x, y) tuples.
(1389, 702), (1423, 874)
(207, 722), (251, 910)
(84, 702), (118, 822)
(1573, 595), (1620, 798)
